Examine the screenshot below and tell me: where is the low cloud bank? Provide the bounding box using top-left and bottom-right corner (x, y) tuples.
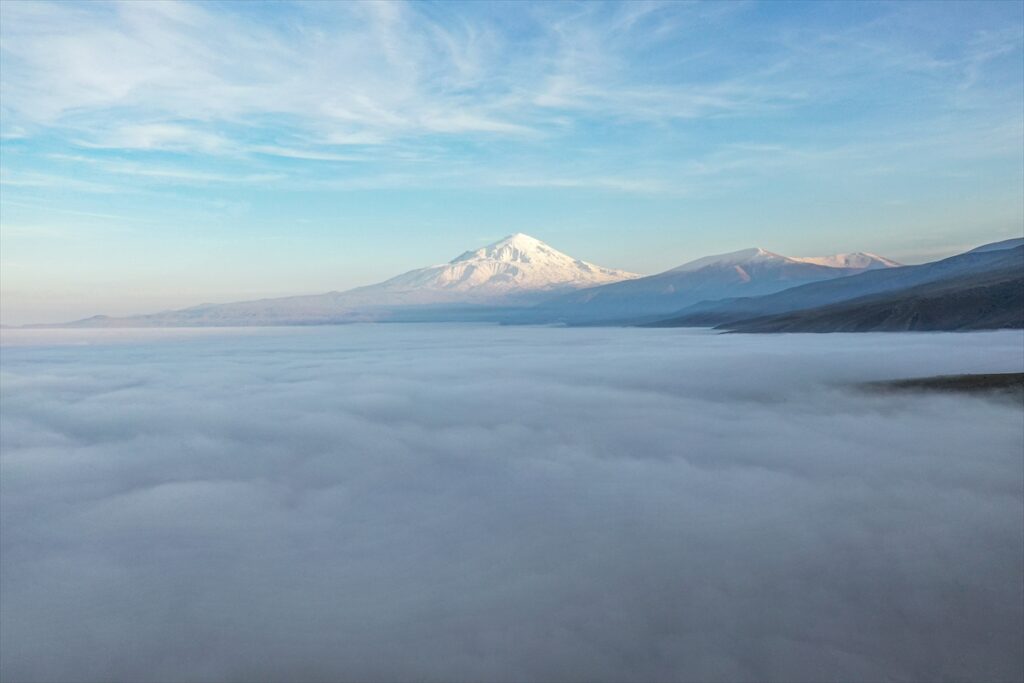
(2, 326), (1022, 682)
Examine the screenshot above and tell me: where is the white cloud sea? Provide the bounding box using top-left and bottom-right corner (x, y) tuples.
(1, 325), (1022, 682)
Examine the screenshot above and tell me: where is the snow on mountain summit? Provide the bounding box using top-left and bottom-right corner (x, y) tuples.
(669, 247), (900, 273)
(374, 233), (639, 298)
(450, 233), (549, 264)
(792, 252), (901, 269)
(669, 247), (791, 273)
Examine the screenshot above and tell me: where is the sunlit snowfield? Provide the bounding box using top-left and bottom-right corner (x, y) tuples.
(1, 325), (1022, 683)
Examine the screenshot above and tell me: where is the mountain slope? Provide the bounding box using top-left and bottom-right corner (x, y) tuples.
(722, 266), (1023, 332)
(654, 241), (1024, 328)
(517, 247), (898, 324)
(60, 234), (638, 327)
(967, 237), (1024, 254)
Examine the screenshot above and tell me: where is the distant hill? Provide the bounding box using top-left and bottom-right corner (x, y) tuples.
(652, 241), (1023, 329)
(966, 237), (1024, 253)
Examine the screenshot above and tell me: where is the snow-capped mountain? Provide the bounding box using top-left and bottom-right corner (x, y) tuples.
(792, 253), (901, 269)
(672, 248), (900, 273)
(519, 246), (901, 324)
(362, 233), (637, 299)
(657, 238), (1022, 331)
(667, 247), (793, 273)
(63, 234), (638, 326)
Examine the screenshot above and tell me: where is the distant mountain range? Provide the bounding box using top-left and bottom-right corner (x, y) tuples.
(651, 238), (1023, 332)
(44, 234), (1022, 332)
(513, 247), (900, 324)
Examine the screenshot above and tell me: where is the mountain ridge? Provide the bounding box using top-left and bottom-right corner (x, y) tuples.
(723, 265), (1023, 333)
(368, 233), (639, 298)
(651, 242), (1024, 329)
(791, 252), (900, 269)
(512, 244), (901, 325)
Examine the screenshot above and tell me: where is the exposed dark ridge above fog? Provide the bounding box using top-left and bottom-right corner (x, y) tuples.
(722, 267), (1023, 333)
(860, 372), (1024, 402)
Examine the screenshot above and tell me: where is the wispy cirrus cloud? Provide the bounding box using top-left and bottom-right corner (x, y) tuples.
(0, 1), (539, 146)
(1, 1), (1019, 176)
(72, 123), (231, 153)
(0, 169), (125, 194)
(45, 154), (285, 186)
(246, 146), (369, 163)
(490, 174), (679, 195)
(0, 1), (827, 153)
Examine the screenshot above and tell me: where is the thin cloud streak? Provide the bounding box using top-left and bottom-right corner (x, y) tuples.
(44, 154), (286, 186)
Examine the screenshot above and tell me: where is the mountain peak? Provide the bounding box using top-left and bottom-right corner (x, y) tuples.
(451, 233), (559, 265)
(366, 233), (641, 299)
(496, 232), (542, 247)
(668, 247), (901, 273)
(669, 247), (789, 273)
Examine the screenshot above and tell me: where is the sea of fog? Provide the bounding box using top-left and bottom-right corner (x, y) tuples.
(1, 325), (1022, 683)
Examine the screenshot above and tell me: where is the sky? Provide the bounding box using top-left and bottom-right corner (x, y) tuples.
(1, 0), (1022, 324)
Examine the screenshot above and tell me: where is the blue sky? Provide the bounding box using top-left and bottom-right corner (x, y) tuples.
(1, 0), (1022, 323)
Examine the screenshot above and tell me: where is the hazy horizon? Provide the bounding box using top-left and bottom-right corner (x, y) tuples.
(1, 230), (1018, 327)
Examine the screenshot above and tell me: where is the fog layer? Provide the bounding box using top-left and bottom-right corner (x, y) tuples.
(2, 326), (1022, 682)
